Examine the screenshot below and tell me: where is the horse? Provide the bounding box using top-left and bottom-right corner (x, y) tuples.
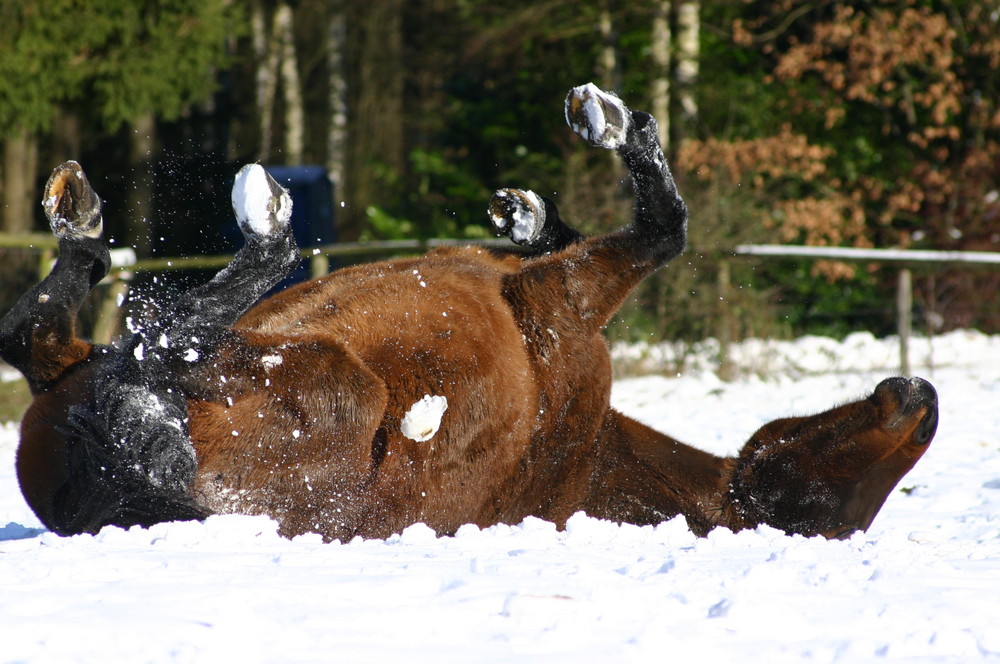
(0, 83), (938, 541)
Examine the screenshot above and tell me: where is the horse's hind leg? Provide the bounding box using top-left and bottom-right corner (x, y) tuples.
(133, 164), (300, 374)
(0, 162), (110, 392)
(50, 165), (302, 534)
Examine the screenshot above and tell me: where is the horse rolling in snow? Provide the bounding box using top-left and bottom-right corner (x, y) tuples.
(1, 84), (938, 541)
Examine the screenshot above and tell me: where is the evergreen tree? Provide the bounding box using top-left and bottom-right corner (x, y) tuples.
(0, 0), (238, 236)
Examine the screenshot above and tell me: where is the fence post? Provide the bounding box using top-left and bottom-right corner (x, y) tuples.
(92, 276), (130, 345)
(310, 252), (330, 278)
(897, 268), (912, 376)
(717, 257), (734, 381)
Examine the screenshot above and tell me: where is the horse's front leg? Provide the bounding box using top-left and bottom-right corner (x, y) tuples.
(565, 83), (688, 268)
(501, 84), (689, 337)
(488, 188), (583, 255)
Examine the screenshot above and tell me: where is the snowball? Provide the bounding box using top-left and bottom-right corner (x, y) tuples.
(261, 354), (283, 370)
(401, 395), (448, 442)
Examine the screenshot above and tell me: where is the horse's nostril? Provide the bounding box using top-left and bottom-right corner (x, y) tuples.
(915, 406), (939, 446)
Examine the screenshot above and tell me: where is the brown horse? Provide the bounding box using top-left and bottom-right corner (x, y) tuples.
(1, 84), (937, 541)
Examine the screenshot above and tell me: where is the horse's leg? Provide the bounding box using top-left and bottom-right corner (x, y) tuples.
(488, 85), (689, 524)
(137, 164), (388, 541)
(506, 84), (687, 333)
(488, 189), (583, 254)
(130, 164), (300, 375)
(0, 162), (110, 393)
(48, 164), (301, 534)
(565, 83), (688, 268)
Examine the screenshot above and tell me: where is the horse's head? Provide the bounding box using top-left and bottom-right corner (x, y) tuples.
(726, 376), (938, 538)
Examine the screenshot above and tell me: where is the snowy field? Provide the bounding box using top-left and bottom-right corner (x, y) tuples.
(1, 329), (999, 663)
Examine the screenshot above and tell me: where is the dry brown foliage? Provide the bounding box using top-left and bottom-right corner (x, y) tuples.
(718, 0), (1000, 288)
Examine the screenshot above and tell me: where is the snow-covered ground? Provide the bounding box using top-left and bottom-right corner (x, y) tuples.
(2, 330), (998, 663)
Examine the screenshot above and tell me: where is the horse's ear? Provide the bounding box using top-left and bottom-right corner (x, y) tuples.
(0, 162), (110, 393)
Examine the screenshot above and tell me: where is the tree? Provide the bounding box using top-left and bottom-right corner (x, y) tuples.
(731, 0), (1000, 329)
(89, 0), (237, 254)
(650, 1), (672, 148)
(327, 5), (348, 193)
(0, 1), (106, 232)
(0, 0), (237, 244)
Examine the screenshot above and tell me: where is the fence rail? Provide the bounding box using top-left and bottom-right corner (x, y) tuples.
(733, 244), (1000, 376)
(3, 234), (998, 378)
(735, 244), (1000, 268)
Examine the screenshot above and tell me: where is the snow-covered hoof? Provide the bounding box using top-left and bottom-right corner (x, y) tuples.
(43, 161), (103, 240)
(564, 83), (631, 150)
(488, 188), (546, 246)
(231, 164), (293, 239)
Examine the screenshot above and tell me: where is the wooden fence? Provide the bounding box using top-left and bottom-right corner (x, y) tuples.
(0, 234), (518, 345)
(733, 244), (1000, 376)
(3, 233), (998, 377)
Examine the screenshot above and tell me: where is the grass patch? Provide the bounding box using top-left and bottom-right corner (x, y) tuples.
(0, 378), (31, 423)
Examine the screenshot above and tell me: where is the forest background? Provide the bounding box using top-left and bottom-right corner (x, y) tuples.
(0, 0), (998, 347)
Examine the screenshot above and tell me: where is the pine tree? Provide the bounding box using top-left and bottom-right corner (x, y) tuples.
(0, 0), (237, 240)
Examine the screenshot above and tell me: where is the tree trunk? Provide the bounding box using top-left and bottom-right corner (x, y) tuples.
(2, 130), (39, 233)
(327, 7), (348, 193)
(125, 111), (156, 258)
(674, 0), (699, 139)
(276, 2), (304, 164)
(52, 112), (82, 163)
(253, 0), (281, 162)
(346, 0), (404, 238)
(650, 0), (672, 150)
(597, 2), (620, 92)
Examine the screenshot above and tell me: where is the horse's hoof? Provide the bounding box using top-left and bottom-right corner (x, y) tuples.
(231, 164), (293, 239)
(43, 161), (103, 240)
(564, 83), (631, 149)
(488, 189), (546, 246)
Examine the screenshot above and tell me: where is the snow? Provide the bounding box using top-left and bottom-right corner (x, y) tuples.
(401, 394), (449, 442)
(260, 353), (283, 370)
(2, 329), (1000, 662)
